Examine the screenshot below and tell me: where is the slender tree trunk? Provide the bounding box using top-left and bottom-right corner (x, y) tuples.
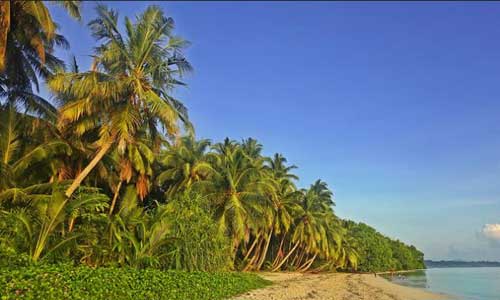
(65, 142), (113, 198)
(291, 246), (304, 266)
(108, 180), (123, 216)
(243, 238), (263, 271)
(256, 228), (273, 270)
(243, 252), (258, 272)
(0, 1), (10, 72)
(298, 253), (318, 272)
(272, 242), (300, 272)
(272, 234), (286, 268)
(295, 248), (307, 268)
(68, 218), (75, 232)
(242, 235), (260, 262)
(312, 261), (331, 273)
(297, 255), (310, 271)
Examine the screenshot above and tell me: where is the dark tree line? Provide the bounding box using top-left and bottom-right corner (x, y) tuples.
(343, 221), (425, 272)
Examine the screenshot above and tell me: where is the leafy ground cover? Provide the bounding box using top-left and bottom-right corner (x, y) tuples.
(0, 265), (270, 300)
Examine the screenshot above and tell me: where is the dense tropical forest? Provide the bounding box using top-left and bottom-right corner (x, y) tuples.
(343, 221), (425, 272)
(0, 1), (424, 298)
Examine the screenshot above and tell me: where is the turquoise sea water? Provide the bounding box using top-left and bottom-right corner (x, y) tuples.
(385, 268), (500, 300)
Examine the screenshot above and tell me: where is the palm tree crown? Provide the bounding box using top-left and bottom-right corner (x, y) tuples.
(48, 5), (193, 198)
(0, 1), (81, 118)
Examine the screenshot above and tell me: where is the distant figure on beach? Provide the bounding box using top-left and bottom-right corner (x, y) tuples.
(373, 272), (377, 277)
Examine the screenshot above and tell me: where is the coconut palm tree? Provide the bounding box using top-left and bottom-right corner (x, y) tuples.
(243, 153), (301, 271)
(271, 180), (334, 271)
(157, 136), (214, 197)
(264, 153), (299, 182)
(240, 138), (263, 161)
(48, 5), (193, 198)
(0, 1), (81, 118)
(268, 178), (303, 270)
(335, 233), (359, 271)
(205, 140), (275, 264)
(265, 154), (301, 238)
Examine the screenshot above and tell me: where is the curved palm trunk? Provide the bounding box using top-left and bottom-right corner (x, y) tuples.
(68, 218), (75, 232)
(271, 242), (300, 272)
(243, 238), (263, 271)
(297, 253), (318, 272)
(108, 180), (123, 215)
(65, 141), (113, 198)
(0, 1), (10, 72)
(311, 261), (330, 273)
(291, 246), (304, 267)
(272, 234), (286, 268)
(242, 235), (260, 262)
(256, 227), (273, 270)
(294, 247), (307, 268)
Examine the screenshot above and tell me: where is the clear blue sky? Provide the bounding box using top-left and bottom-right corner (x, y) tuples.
(48, 1), (500, 261)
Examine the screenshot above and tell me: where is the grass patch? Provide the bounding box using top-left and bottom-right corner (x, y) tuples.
(0, 265), (270, 300)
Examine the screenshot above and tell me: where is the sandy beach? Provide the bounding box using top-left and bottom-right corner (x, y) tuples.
(232, 272), (450, 300)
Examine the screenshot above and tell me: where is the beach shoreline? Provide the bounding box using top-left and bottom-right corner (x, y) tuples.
(232, 272), (450, 300)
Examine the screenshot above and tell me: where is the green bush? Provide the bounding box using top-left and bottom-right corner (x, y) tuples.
(0, 246), (31, 268)
(0, 265), (270, 300)
(162, 191), (232, 271)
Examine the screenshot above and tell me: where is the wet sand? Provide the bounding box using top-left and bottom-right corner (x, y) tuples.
(233, 272), (450, 300)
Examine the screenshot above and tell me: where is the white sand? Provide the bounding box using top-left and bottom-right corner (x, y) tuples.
(232, 272), (451, 300)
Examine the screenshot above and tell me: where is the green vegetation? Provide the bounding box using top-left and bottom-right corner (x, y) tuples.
(425, 260), (500, 268)
(343, 221), (425, 272)
(0, 264), (269, 300)
(0, 1), (425, 297)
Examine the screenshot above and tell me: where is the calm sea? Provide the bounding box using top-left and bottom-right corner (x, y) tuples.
(385, 267), (500, 300)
